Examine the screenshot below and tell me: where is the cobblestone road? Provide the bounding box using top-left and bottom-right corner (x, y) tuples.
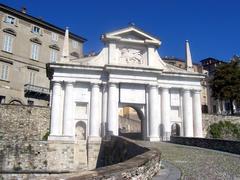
(137, 141), (240, 180)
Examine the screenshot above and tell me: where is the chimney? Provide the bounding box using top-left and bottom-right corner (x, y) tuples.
(21, 6), (27, 14)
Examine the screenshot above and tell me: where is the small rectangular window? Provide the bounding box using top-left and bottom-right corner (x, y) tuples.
(0, 96), (5, 104)
(32, 26), (41, 35)
(4, 15), (16, 25)
(72, 40), (78, 49)
(31, 43), (40, 60)
(51, 32), (58, 42)
(0, 63), (9, 81)
(3, 34), (14, 53)
(27, 100), (34, 106)
(50, 49), (58, 62)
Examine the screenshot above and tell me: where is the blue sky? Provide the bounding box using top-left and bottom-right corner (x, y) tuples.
(2, 0), (240, 63)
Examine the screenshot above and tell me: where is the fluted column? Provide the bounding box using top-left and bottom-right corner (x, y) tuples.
(89, 83), (101, 139)
(50, 81), (62, 136)
(161, 87), (171, 141)
(107, 83), (118, 136)
(193, 90), (203, 137)
(149, 85), (160, 141)
(63, 82), (74, 136)
(183, 89), (193, 137)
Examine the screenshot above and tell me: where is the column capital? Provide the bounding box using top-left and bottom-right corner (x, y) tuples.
(182, 88), (192, 93)
(192, 89), (201, 94)
(108, 82), (118, 88)
(160, 86), (170, 90)
(53, 81), (61, 85)
(64, 81), (74, 86)
(148, 84), (158, 89)
(90, 83), (100, 88)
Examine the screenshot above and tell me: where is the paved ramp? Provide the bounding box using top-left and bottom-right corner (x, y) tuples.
(137, 141), (240, 179)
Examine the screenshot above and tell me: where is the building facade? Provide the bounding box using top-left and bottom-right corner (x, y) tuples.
(47, 26), (204, 143)
(0, 4), (86, 106)
(162, 56), (209, 113)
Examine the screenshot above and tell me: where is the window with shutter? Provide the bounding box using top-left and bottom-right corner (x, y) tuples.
(31, 43), (40, 60)
(0, 64), (9, 81)
(3, 34), (14, 53)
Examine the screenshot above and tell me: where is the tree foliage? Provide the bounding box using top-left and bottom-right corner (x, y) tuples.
(209, 58), (240, 114)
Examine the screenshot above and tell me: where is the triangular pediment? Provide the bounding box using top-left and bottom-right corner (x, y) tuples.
(102, 26), (161, 46)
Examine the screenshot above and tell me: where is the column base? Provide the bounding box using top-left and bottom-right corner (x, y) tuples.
(148, 137), (161, 142)
(48, 135), (74, 141)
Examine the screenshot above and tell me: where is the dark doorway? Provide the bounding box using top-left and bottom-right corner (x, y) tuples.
(171, 123), (180, 136)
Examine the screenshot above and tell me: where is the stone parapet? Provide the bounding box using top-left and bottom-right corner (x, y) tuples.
(62, 136), (161, 180)
(170, 136), (240, 155)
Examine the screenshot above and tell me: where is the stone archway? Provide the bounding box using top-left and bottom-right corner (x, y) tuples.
(171, 123), (180, 136)
(118, 104), (145, 140)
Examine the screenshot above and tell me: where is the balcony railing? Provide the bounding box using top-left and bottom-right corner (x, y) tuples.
(24, 84), (50, 95)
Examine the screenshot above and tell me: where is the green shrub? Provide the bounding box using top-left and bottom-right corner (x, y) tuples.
(42, 131), (50, 141)
(208, 121), (240, 140)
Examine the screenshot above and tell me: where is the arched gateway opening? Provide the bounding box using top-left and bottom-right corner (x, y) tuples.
(118, 105), (145, 140)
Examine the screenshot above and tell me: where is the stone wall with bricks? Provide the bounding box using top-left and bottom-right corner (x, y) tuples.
(0, 104), (50, 171)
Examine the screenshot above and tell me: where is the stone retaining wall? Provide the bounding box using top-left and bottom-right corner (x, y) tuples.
(170, 136), (240, 155)
(202, 114), (240, 136)
(63, 136), (161, 180)
(0, 104), (50, 171)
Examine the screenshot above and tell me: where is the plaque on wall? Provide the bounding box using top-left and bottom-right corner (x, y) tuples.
(170, 91), (180, 106)
(120, 84), (146, 104)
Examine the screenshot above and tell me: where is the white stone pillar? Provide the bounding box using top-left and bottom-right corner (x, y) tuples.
(149, 85), (160, 141)
(101, 84), (108, 137)
(161, 87), (171, 141)
(50, 81), (62, 136)
(222, 100), (226, 114)
(89, 83), (101, 138)
(217, 99), (222, 114)
(193, 90), (203, 137)
(107, 83), (119, 136)
(63, 82), (74, 136)
(183, 89), (194, 137)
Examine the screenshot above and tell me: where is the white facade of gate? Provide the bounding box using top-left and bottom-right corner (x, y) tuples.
(47, 26), (204, 142)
